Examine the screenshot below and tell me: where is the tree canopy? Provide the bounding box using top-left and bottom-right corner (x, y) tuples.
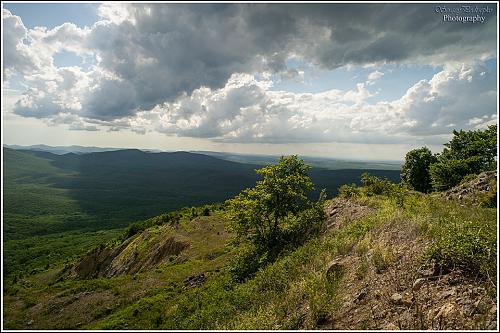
(401, 147), (437, 193)
(400, 125), (497, 192)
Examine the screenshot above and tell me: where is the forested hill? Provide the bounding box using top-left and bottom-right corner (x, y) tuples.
(3, 147), (399, 277)
(4, 147), (400, 224)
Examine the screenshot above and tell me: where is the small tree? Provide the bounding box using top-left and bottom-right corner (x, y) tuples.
(225, 155), (325, 281)
(401, 147), (437, 193)
(225, 155), (316, 246)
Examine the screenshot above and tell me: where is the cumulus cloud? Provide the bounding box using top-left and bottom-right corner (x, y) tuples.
(366, 70), (384, 85)
(2, 9), (36, 77)
(2, 4), (498, 144)
(114, 62), (495, 144)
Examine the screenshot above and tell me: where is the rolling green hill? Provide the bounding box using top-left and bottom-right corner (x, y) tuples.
(3, 172), (496, 330)
(3, 147), (400, 278)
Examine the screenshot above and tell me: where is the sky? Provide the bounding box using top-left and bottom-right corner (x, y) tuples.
(2, 2), (498, 161)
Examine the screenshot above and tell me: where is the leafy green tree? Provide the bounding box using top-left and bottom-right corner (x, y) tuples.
(225, 155), (325, 281)
(430, 125), (497, 191)
(401, 147), (437, 193)
(429, 157), (482, 191)
(226, 155), (318, 245)
(440, 125), (497, 168)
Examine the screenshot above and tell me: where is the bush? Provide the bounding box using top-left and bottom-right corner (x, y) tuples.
(360, 173), (395, 196)
(425, 218), (497, 280)
(460, 173), (478, 185)
(479, 184), (497, 208)
(338, 183), (360, 198)
(429, 156), (483, 191)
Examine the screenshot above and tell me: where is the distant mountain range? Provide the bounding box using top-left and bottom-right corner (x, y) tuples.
(4, 144), (164, 155)
(4, 144), (402, 170)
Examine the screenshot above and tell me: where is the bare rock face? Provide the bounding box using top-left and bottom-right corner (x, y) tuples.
(73, 246), (121, 279)
(73, 232), (189, 279)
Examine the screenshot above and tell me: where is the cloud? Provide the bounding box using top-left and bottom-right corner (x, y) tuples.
(3, 4), (498, 144)
(133, 62), (496, 144)
(2, 9), (36, 77)
(366, 70), (384, 85)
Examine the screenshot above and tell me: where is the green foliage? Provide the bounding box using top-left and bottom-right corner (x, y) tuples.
(429, 125), (497, 191)
(3, 229), (121, 277)
(429, 156), (483, 191)
(479, 182), (497, 208)
(226, 156), (314, 243)
(338, 183), (360, 198)
(401, 147), (437, 193)
(360, 172), (396, 196)
(425, 217), (497, 280)
(225, 156), (326, 280)
(460, 173), (479, 185)
(440, 125), (497, 167)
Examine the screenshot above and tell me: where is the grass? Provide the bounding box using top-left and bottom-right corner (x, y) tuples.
(3, 172), (496, 330)
(89, 203), (383, 330)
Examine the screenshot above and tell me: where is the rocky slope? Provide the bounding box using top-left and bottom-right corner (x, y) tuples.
(320, 174), (497, 330)
(441, 170), (496, 204)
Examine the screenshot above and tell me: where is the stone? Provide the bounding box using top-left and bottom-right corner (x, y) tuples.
(439, 289), (454, 298)
(183, 273), (206, 288)
(435, 303), (456, 320)
(412, 278), (426, 291)
(490, 305), (497, 314)
(390, 293), (412, 307)
(326, 260), (345, 282)
(390, 293), (403, 304)
(383, 323), (399, 330)
(355, 290), (367, 301)
(27, 320), (34, 326)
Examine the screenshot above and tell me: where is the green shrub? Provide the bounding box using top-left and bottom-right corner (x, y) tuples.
(360, 173), (395, 196)
(460, 173), (478, 185)
(479, 184), (497, 208)
(429, 157), (483, 191)
(425, 218), (497, 280)
(371, 245), (394, 274)
(338, 183), (360, 198)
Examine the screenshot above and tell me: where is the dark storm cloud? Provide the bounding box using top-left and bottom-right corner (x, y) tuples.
(83, 3), (496, 119)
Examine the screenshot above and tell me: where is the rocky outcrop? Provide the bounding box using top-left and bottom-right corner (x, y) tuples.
(73, 231), (189, 279)
(441, 170), (497, 204)
(184, 273), (206, 288)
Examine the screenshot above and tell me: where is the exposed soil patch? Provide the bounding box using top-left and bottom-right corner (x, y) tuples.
(325, 198), (374, 230)
(73, 233), (189, 279)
